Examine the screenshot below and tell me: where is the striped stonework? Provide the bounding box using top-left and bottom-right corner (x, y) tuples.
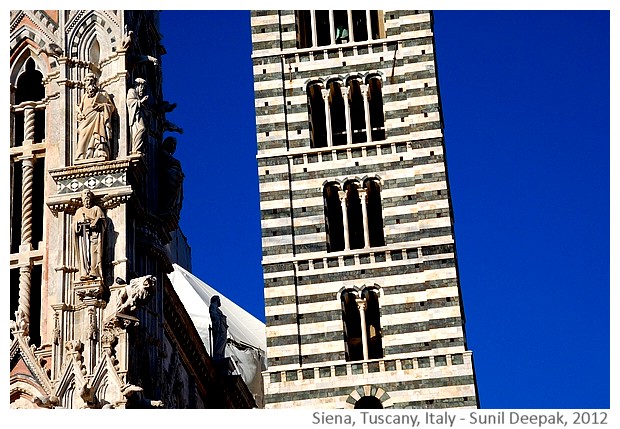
(252, 10), (478, 409)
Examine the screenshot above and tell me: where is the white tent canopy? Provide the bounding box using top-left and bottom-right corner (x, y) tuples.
(167, 263), (266, 406)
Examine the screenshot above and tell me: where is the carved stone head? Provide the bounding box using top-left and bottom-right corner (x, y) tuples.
(81, 189), (94, 208)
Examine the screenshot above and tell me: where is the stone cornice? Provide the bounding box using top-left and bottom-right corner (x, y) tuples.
(49, 158), (134, 181)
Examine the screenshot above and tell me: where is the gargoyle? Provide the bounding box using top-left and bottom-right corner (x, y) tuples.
(116, 275), (156, 314)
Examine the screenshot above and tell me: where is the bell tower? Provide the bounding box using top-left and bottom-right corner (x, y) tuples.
(251, 10), (479, 408)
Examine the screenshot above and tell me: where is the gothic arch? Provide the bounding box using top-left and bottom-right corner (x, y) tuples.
(10, 41), (48, 85)
(67, 11), (117, 61)
(344, 385), (393, 409)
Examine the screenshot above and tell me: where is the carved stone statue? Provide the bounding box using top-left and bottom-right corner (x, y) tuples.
(209, 295), (228, 359)
(116, 275), (156, 314)
(126, 77), (149, 155)
(73, 190), (106, 281)
(75, 73), (116, 162)
(159, 136), (184, 217)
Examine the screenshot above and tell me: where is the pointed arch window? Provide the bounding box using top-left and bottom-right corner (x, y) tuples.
(341, 287), (383, 362)
(10, 52), (47, 348)
(14, 58), (46, 146)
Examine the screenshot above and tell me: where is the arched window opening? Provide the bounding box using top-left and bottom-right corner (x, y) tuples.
(365, 179), (385, 247)
(363, 289), (383, 359)
(296, 10), (313, 49)
(308, 84), (327, 148)
(345, 182), (364, 250)
(355, 396), (383, 409)
(368, 78), (386, 141)
(15, 58), (46, 146)
(351, 10), (368, 42)
(348, 80), (366, 144)
(315, 11), (331, 47)
(333, 11), (350, 44)
(329, 81), (347, 146)
(324, 183), (344, 252)
(15, 58), (44, 104)
(341, 291), (363, 362)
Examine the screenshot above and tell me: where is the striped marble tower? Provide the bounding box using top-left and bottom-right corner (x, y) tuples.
(251, 10), (478, 409)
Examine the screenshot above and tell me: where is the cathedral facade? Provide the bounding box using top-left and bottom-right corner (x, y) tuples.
(251, 10), (479, 408)
(9, 10), (255, 409)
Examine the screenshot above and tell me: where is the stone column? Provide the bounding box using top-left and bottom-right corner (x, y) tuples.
(311, 12), (318, 47)
(366, 10), (373, 40)
(322, 88), (333, 147)
(357, 298), (369, 361)
(17, 155), (35, 331)
(23, 103), (36, 144)
(347, 11), (354, 42)
(341, 86), (352, 144)
(329, 11), (336, 45)
(339, 190), (350, 250)
(359, 188), (370, 248)
(362, 84), (372, 142)
(19, 156), (34, 249)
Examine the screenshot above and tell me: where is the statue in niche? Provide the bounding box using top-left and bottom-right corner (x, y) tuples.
(73, 189), (106, 281)
(159, 136), (184, 217)
(126, 77), (149, 155)
(209, 295), (228, 359)
(75, 73), (116, 162)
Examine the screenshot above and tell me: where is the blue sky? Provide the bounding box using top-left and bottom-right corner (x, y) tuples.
(159, 10), (611, 409)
